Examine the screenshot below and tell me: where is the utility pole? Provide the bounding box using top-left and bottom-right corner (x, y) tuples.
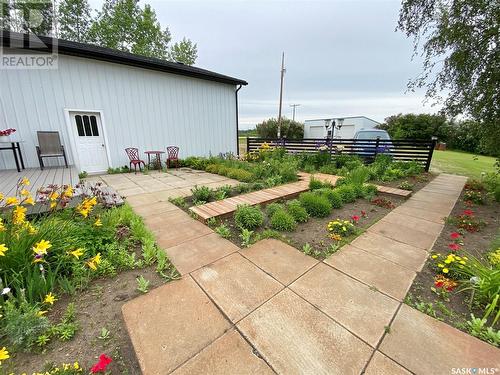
(277, 52), (285, 138)
(290, 104), (300, 121)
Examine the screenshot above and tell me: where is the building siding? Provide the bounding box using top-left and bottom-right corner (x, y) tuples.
(0, 55), (238, 171)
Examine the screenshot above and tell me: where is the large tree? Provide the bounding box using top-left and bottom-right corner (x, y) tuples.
(131, 4), (170, 59)
(58, 0), (92, 42)
(398, 0), (499, 129)
(1, 0), (55, 35)
(170, 37), (197, 65)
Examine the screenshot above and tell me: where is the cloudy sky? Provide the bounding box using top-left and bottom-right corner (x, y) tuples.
(91, 0), (439, 128)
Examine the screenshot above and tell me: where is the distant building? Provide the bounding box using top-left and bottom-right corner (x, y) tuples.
(304, 116), (380, 139)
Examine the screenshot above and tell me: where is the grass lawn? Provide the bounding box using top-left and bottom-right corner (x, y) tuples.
(430, 150), (497, 178)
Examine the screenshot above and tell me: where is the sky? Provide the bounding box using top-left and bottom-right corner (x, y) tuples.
(90, 0), (440, 129)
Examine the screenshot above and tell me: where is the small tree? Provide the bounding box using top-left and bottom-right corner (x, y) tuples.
(378, 113), (451, 141)
(58, 0), (92, 42)
(171, 38), (198, 65)
(255, 118), (304, 139)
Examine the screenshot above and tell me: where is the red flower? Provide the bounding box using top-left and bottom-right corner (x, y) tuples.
(463, 209), (474, 216)
(434, 280), (444, 288)
(91, 354), (113, 373)
(448, 243), (460, 251)
(450, 232), (460, 239)
(351, 215), (360, 223)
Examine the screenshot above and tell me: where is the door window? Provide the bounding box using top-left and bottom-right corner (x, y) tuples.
(75, 115), (99, 136)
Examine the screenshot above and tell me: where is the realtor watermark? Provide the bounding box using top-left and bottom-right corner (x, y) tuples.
(451, 368), (499, 374)
(0, 0), (58, 69)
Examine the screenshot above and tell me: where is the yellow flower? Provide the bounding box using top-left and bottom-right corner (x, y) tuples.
(93, 253), (101, 264)
(36, 310), (47, 317)
(20, 177), (30, 186)
(0, 193), (4, 201)
(444, 259), (451, 264)
(94, 218), (102, 227)
(24, 196), (35, 205)
(20, 188), (30, 196)
(0, 219), (5, 232)
(460, 260), (466, 265)
(69, 248), (84, 259)
(87, 252), (102, 270)
(0, 244), (8, 257)
(442, 268), (449, 274)
(63, 187), (74, 198)
(74, 362), (80, 369)
(50, 202), (57, 209)
(0, 346), (9, 364)
(5, 197), (19, 206)
(431, 255), (438, 259)
(43, 292), (57, 305)
(25, 223), (37, 234)
(437, 263), (444, 268)
(12, 205), (27, 225)
(33, 239), (52, 256)
(87, 260), (97, 270)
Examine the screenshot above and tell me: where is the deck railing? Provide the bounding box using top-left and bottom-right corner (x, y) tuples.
(246, 137), (437, 171)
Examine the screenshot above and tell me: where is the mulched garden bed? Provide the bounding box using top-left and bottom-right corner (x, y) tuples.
(14, 265), (172, 374)
(375, 171), (434, 193)
(405, 187), (500, 340)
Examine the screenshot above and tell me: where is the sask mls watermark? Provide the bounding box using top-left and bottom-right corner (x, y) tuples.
(451, 368), (499, 374)
(0, 0), (58, 69)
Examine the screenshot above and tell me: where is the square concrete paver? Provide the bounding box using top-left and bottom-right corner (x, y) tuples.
(364, 351), (411, 375)
(131, 201), (179, 217)
(240, 239), (318, 285)
(155, 219), (213, 249)
(381, 211), (444, 237)
(351, 232), (428, 271)
(290, 263), (399, 347)
(325, 245), (416, 300)
(171, 330), (274, 375)
(166, 233), (238, 275)
(122, 277), (231, 375)
(368, 220), (437, 250)
(143, 209), (194, 234)
(392, 205), (446, 224)
(380, 304), (500, 374)
(192, 253), (283, 322)
(402, 199), (455, 215)
(238, 289), (373, 374)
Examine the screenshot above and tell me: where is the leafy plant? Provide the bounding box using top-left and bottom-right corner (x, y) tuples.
(234, 204), (264, 230)
(316, 188), (343, 209)
(398, 181), (414, 191)
(214, 223), (231, 239)
(286, 200), (309, 223)
(266, 202), (285, 217)
(239, 228), (253, 248)
(98, 327), (111, 340)
(336, 185), (358, 203)
(299, 192), (332, 218)
(191, 185), (213, 203)
(136, 275), (150, 293)
(168, 196), (187, 208)
(371, 197), (395, 209)
(78, 171), (88, 180)
(270, 209), (297, 232)
(214, 185), (232, 200)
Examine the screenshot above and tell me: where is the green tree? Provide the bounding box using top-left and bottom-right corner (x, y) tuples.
(58, 0), (92, 42)
(2, 0), (54, 35)
(398, 0), (499, 131)
(88, 0), (139, 51)
(171, 37), (197, 65)
(256, 118), (304, 139)
(378, 113), (451, 141)
(131, 4), (170, 59)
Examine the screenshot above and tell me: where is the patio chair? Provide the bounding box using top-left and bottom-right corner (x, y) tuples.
(125, 148), (146, 173)
(36, 131), (68, 170)
(166, 146), (179, 168)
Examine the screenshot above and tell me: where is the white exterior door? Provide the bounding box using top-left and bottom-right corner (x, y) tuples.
(71, 112), (109, 173)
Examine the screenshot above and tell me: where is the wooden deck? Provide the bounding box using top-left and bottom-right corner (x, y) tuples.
(189, 180), (310, 222)
(0, 166), (80, 198)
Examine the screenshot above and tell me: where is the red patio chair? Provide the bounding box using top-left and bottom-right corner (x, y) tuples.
(166, 146), (179, 168)
(125, 148), (146, 173)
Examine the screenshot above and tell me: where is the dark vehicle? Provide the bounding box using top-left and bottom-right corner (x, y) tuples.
(353, 129), (392, 159)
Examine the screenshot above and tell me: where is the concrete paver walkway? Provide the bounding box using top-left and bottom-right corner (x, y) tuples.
(122, 173), (500, 374)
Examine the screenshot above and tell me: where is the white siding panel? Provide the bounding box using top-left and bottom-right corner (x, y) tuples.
(0, 55), (238, 171)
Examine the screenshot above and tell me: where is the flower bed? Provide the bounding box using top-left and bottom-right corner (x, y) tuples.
(0, 178), (178, 373)
(405, 176), (500, 347)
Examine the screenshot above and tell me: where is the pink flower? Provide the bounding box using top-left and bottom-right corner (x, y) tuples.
(463, 209), (474, 216)
(450, 232), (460, 239)
(448, 243), (460, 251)
(351, 215), (360, 223)
(91, 354), (112, 373)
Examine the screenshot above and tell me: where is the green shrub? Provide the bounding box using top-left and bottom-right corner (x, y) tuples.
(255, 118), (304, 139)
(270, 209), (297, 231)
(337, 185), (358, 203)
(214, 223), (231, 239)
(286, 200), (309, 223)
(191, 185), (213, 202)
(227, 168), (254, 182)
(266, 202), (285, 217)
(346, 166), (370, 185)
(234, 204), (264, 230)
(319, 164), (338, 174)
(1, 299), (50, 352)
(253, 229), (283, 242)
(362, 184), (379, 199)
(205, 164), (220, 174)
(299, 192), (332, 217)
(235, 183), (251, 194)
(309, 177), (324, 190)
(316, 188), (343, 208)
(249, 182), (266, 191)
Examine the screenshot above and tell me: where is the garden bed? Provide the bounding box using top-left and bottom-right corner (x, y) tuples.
(405, 180), (500, 347)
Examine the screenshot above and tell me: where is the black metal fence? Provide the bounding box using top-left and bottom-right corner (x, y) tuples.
(246, 137), (437, 171)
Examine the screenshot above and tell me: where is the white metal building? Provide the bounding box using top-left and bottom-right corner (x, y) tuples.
(304, 116), (380, 139)
(0, 32), (247, 173)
